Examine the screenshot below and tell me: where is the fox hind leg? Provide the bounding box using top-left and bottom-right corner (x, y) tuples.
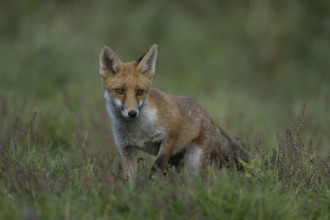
(185, 144), (204, 174)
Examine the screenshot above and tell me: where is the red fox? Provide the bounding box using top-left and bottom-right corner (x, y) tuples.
(99, 44), (249, 184)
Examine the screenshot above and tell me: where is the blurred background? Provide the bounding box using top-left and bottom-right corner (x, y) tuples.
(0, 0), (329, 153)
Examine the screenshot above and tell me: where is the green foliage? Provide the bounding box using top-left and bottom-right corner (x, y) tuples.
(0, 0), (329, 219)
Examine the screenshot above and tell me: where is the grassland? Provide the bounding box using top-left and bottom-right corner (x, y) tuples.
(0, 1), (329, 219)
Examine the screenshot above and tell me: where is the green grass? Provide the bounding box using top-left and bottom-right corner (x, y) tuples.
(0, 0), (330, 219)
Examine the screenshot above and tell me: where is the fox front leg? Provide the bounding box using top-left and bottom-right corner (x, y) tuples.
(121, 147), (137, 185)
(149, 139), (175, 179)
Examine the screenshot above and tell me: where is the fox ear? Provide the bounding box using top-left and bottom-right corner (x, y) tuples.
(99, 46), (122, 76)
(137, 44), (158, 75)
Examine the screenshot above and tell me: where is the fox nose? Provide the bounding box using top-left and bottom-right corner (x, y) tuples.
(128, 110), (137, 118)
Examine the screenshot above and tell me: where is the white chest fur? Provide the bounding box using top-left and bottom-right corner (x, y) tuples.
(105, 96), (166, 155)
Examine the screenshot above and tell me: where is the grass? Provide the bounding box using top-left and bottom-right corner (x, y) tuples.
(0, 0), (330, 219)
(0, 105), (329, 219)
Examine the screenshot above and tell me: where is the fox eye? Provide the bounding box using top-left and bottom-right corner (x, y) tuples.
(137, 89), (144, 96)
(115, 88), (124, 95)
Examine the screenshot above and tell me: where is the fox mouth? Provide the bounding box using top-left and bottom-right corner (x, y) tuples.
(123, 115), (138, 120)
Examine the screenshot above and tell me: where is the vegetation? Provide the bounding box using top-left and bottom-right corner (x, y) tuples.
(0, 0), (329, 219)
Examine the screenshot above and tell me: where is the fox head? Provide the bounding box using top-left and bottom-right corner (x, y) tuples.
(99, 44), (158, 120)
